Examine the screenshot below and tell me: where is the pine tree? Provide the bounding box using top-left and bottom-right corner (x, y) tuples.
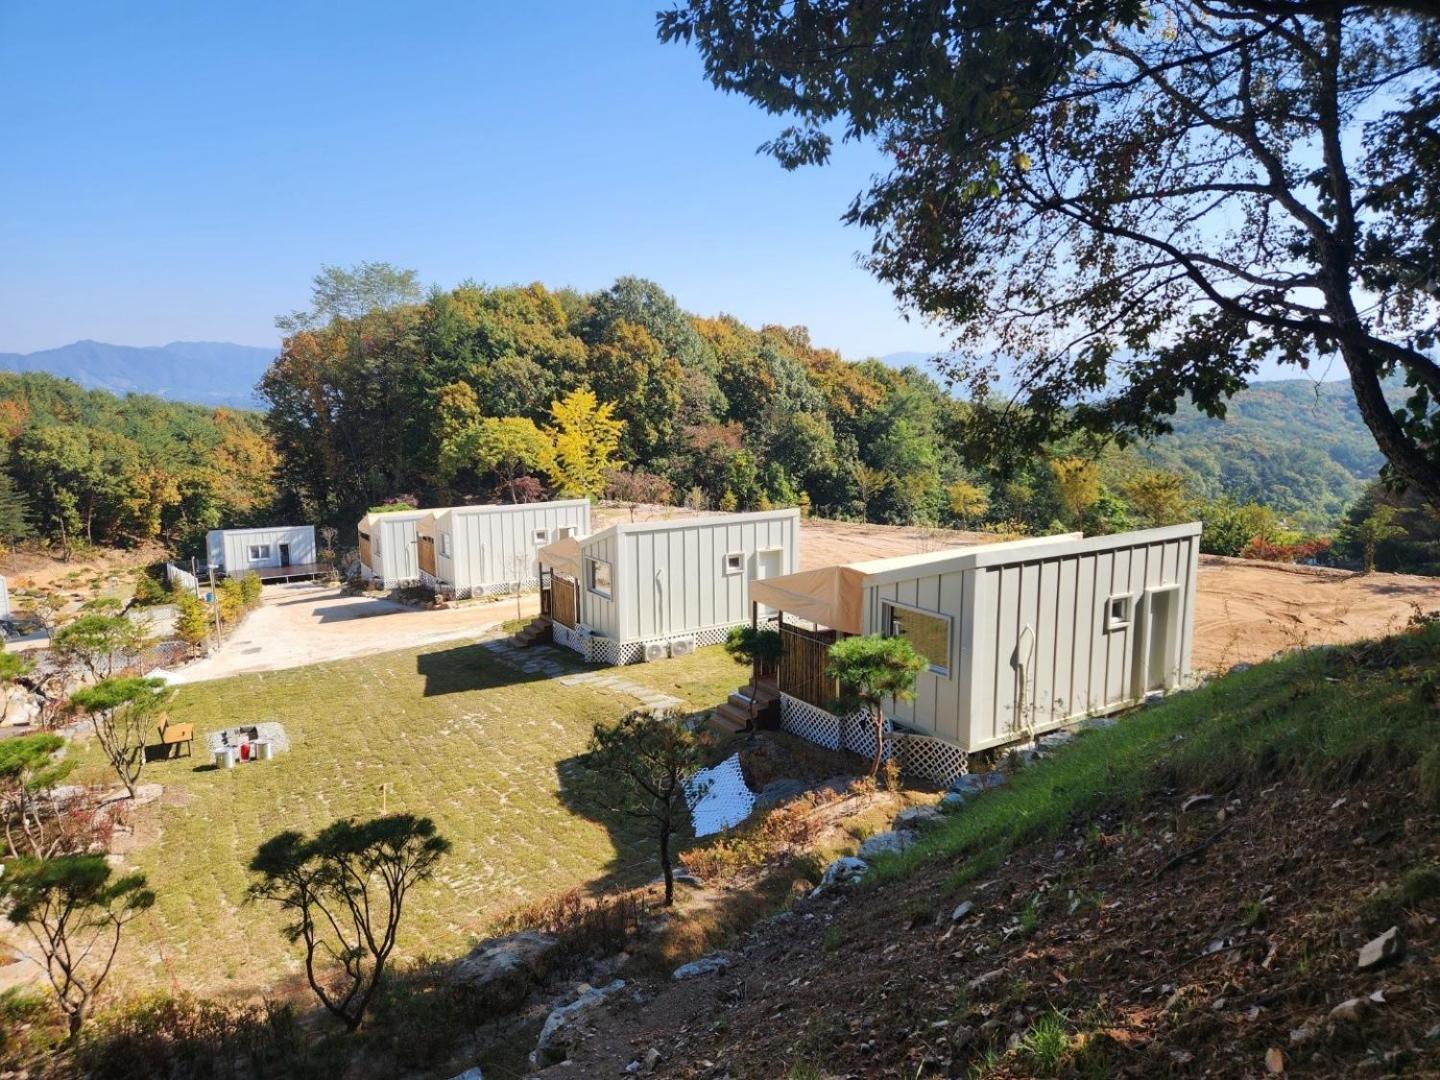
(0, 468), (34, 550)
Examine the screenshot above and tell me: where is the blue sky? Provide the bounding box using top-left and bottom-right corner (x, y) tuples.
(0, 1), (951, 359)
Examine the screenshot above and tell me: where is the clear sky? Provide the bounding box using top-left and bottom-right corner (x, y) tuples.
(0, 1), (951, 359)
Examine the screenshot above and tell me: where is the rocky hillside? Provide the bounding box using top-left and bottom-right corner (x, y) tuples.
(505, 621), (1440, 1079)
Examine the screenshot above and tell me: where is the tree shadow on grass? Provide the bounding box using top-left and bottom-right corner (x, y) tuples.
(416, 641), (579, 697)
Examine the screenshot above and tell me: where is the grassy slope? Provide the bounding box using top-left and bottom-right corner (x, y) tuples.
(875, 617), (1440, 889)
(67, 641), (743, 996)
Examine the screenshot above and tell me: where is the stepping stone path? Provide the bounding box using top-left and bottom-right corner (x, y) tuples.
(480, 638), (683, 712)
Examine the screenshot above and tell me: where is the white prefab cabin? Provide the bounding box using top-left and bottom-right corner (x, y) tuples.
(751, 523), (1202, 778)
(357, 509), (429, 587)
(539, 508), (802, 665)
(416, 500), (591, 599)
(206, 525), (317, 577)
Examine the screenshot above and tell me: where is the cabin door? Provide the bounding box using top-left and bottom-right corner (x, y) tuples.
(753, 548), (784, 620)
(1135, 585), (1181, 697)
(278, 543), (291, 568)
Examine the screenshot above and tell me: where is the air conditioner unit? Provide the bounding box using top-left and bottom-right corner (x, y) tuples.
(643, 641), (668, 663)
(668, 637), (697, 658)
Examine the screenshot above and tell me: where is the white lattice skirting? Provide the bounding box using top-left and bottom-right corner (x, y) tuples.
(554, 622), (744, 667)
(778, 693), (969, 784)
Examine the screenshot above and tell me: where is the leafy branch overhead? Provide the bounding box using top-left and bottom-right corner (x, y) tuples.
(660, 1), (1440, 502)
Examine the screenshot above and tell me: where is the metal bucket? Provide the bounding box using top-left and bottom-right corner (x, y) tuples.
(253, 739), (274, 761)
(214, 746), (237, 770)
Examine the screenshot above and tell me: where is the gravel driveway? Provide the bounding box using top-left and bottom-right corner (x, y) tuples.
(165, 582), (539, 684)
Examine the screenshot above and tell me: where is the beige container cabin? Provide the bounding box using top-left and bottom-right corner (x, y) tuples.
(751, 523), (1202, 779)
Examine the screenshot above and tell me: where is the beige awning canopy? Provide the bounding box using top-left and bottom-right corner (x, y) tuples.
(538, 535), (582, 578)
(751, 564), (869, 635)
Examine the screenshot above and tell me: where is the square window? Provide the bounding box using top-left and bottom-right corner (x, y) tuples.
(534, 529), (551, 544)
(588, 558), (612, 598)
(440, 534), (452, 558)
(723, 552), (745, 575)
(1106, 595), (1132, 630)
(248, 544), (271, 561)
(883, 602), (952, 677)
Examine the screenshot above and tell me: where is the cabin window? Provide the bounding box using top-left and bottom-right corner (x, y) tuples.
(557, 526), (577, 539)
(440, 534), (452, 558)
(248, 544), (271, 561)
(882, 602), (952, 678)
(1106, 594), (1132, 630)
(587, 558), (613, 598)
(534, 528), (551, 544)
(723, 552), (745, 575)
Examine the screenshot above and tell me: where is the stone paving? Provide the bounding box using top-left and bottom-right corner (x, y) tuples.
(481, 638), (684, 712)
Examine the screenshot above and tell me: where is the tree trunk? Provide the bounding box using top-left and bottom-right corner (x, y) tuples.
(66, 1001), (86, 1042)
(1336, 334), (1440, 506)
(744, 659), (759, 733)
(659, 826), (674, 906)
(869, 703), (885, 777)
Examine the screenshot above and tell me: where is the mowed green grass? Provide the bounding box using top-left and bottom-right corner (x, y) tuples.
(69, 640), (743, 996)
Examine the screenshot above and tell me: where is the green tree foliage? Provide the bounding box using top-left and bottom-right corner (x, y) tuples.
(0, 373), (274, 553)
(826, 635), (927, 777)
(724, 626), (784, 731)
(50, 614), (150, 681)
(68, 677), (171, 799)
(172, 589), (211, 653)
(444, 415), (554, 502)
(587, 707), (705, 905)
(1334, 481), (1440, 574)
(1, 856), (154, 1040)
(0, 732), (74, 858)
(1198, 498), (1282, 558)
(247, 815), (450, 1030)
(660, 1), (1440, 504)
(1341, 504), (1406, 573)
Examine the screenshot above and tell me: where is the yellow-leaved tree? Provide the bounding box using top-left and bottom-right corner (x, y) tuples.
(544, 388), (624, 499)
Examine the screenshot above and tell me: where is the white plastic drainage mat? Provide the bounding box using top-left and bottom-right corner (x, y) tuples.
(685, 753), (756, 837)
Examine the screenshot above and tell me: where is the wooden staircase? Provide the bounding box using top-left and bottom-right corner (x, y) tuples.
(711, 677), (779, 735)
(513, 615), (552, 647)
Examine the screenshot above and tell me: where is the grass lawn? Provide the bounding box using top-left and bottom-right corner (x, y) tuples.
(67, 639), (744, 997)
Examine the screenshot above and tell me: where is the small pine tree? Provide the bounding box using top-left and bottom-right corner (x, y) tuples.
(173, 590), (210, 653)
(0, 469), (33, 550)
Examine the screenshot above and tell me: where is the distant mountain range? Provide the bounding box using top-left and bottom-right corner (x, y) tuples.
(0, 340), (276, 410)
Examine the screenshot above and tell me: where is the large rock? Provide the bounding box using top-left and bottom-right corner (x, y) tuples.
(531, 980), (627, 1067)
(819, 856), (869, 887)
(947, 772), (1006, 800)
(754, 778), (809, 811)
(858, 830), (916, 859)
(893, 805), (943, 831)
(672, 952), (730, 981)
(1357, 926), (1403, 970)
(450, 930), (559, 1012)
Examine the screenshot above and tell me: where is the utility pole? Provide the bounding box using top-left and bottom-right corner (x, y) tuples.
(208, 566), (222, 640)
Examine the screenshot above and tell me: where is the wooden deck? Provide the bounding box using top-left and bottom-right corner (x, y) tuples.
(239, 562), (329, 584)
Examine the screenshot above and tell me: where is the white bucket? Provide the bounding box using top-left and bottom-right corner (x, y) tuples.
(214, 746), (237, 770)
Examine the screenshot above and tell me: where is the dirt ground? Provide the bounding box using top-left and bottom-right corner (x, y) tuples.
(1192, 557), (1440, 674)
(163, 582), (538, 684)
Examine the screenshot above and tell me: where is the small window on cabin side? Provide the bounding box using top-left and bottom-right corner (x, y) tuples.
(883, 602), (952, 678)
(557, 526), (577, 539)
(1106, 595), (1132, 630)
(723, 552), (745, 575)
(588, 558), (613, 598)
(440, 534), (452, 558)
(534, 528), (551, 544)
(248, 544), (271, 561)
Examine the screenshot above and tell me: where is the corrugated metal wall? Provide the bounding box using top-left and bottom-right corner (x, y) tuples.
(375, 515), (423, 584)
(445, 501), (590, 591)
(615, 512), (799, 642)
(577, 531), (619, 638)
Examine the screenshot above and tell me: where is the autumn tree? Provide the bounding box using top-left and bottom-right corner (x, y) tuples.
(946, 478), (990, 529)
(0, 855), (154, 1040)
(1050, 458), (1102, 527)
(543, 388), (624, 499)
(449, 416), (554, 502)
(1124, 470), (1191, 528)
(587, 708), (705, 905)
(248, 815), (450, 1030)
(661, 2), (1440, 503)
(68, 677), (171, 799)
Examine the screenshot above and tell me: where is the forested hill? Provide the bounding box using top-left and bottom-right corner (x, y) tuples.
(0, 340), (275, 410)
(1136, 378), (1386, 524)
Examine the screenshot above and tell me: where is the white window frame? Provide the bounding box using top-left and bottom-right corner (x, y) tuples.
(881, 600), (953, 678)
(1105, 593), (1133, 631)
(722, 551), (746, 575)
(587, 557), (613, 599)
(248, 543), (271, 561)
(534, 528), (551, 544)
(557, 525), (577, 539)
(440, 534), (452, 558)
